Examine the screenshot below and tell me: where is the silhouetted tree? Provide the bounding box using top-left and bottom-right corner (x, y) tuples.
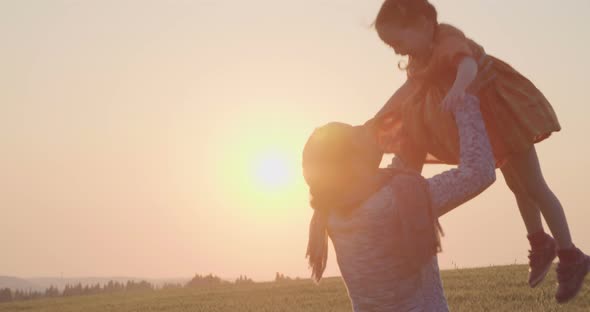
(29, 290), (42, 300)
(185, 274), (224, 288)
(104, 280), (123, 293)
(44, 285), (59, 297)
(91, 283), (101, 294)
(125, 280), (154, 291)
(13, 289), (24, 300)
(235, 275), (254, 285)
(0, 288), (12, 302)
(62, 285), (71, 297)
(62, 283), (83, 297)
(274, 272), (292, 283)
(162, 283), (183, 290)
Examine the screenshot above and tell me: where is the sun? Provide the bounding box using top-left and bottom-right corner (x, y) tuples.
(251, 150), (294, 192)
(216, 125), (307, 216)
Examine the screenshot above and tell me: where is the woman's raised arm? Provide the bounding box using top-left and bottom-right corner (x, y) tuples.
(427, 95), (496, 217)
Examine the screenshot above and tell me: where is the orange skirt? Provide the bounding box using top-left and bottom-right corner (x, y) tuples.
(380, 56), (561, 168)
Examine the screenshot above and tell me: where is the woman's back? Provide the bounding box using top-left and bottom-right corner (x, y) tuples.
(328, 185), (449, 312)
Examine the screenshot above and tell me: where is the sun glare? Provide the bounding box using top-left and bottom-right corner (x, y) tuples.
(217, 125), (308, 216)
(252, 150), (293, 191)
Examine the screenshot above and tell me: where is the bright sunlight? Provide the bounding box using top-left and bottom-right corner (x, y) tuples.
(252, 150), (293, 191)
(216, 120), (308, 218)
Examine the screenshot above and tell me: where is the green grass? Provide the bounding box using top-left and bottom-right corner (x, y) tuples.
(1, 265), (589, 311)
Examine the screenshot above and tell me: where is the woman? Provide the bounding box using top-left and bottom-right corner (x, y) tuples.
(302, 95), (496, 311)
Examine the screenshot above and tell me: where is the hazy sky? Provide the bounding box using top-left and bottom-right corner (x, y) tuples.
(1, 0), (589, 281)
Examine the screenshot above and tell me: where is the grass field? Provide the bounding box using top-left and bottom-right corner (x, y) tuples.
(1, 265), (589, 312)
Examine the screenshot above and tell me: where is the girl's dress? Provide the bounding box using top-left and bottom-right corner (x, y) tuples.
(376, 23), (560, 167)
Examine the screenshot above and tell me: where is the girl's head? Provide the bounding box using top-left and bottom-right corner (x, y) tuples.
(374, 0), (438, 57)
(302, 122), (382, 282)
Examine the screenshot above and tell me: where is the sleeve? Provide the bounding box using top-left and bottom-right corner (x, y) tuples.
(426, 95), (496, 216)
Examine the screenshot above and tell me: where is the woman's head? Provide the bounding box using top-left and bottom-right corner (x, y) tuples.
(303, 122), (382, 196)
(302, 122), (382, 283)
(374, 0), (438, 57)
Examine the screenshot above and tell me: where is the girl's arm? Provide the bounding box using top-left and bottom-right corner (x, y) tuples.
(427, 95), (496, 217)
(441, 57), (479, 111)
(453, 57), (478, 92)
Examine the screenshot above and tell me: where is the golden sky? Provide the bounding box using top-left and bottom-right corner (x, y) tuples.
(1, 0), (589, 280)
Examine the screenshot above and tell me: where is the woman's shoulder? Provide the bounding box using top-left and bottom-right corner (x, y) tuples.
(388, 172), (430, 213)
(328, 172), (429, 233)
(326, 186), (396, 243)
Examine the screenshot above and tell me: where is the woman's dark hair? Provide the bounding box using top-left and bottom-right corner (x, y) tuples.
(374, 0), (438, 30)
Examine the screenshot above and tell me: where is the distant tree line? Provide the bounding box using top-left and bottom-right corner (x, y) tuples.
(0, 280), (155, 303)
(0, 273), (300, 303)
(275, 272), (297, 283)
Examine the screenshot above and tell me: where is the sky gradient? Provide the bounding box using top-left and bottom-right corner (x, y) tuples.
(1, 0), (589, 281)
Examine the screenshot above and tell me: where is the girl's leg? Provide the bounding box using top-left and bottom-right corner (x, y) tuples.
(510, 146), (589, 303)
(502, 158), (556, 288)
(500, 161), (544, 235)
(506, 146), (573, 249)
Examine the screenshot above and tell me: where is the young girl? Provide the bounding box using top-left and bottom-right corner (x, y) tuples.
(369, 0), (589, 303)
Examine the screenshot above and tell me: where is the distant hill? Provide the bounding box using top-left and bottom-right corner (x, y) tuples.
(0, 276), (42, 291)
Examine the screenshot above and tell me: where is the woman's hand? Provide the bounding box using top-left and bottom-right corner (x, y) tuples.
(441, 86), (466, 112)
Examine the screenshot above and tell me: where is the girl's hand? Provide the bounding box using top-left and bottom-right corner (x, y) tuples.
(441, 86), (466, 112)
